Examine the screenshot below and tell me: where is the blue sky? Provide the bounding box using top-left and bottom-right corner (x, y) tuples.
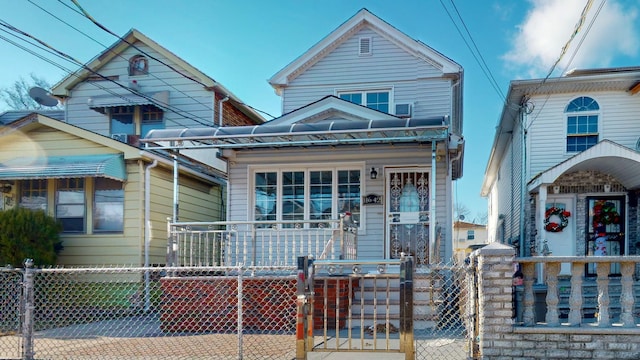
(1, 0), (639, 221)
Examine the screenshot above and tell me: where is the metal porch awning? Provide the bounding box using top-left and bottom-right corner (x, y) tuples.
(0, 154), (127, 181)
(88, 91), (169, 110)
(142, 117), (449, 150)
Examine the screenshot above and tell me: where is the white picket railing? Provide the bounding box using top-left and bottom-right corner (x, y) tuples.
(167, 218), (357, 267)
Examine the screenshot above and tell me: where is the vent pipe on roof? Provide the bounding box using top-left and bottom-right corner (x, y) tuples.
(218, 96), (229, 127)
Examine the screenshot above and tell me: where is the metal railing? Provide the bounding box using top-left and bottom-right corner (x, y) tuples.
(294, 256), (414, 359)
(516, 256), (640, 328)
(168, 217), (357, 267)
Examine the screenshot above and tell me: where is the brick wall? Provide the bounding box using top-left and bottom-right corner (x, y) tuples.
(214, 93), (262, 127)
(473, 243), (640, 359)
(160, 277), (297, 333)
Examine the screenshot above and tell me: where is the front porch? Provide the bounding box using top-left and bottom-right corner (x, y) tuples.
(167, 217), (358, 267)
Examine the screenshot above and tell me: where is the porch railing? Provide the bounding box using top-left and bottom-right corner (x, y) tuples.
(515, 256), (640, 328)
(167, 217), (357, 267)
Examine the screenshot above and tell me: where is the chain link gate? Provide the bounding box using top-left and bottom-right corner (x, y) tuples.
(1, 261), (300, 360)
(413, 262), (476, 360)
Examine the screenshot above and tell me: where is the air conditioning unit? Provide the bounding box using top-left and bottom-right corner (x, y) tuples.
(395, 103), (412, 117)
(111, 133), (128, 142)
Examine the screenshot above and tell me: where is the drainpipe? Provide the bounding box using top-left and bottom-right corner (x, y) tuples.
(144, 159), (158, 312)
(173, 154), (179, 222)
(430, 141), (437, 262)
(218, 96), (229, 127)
(519, 109), (527, 258)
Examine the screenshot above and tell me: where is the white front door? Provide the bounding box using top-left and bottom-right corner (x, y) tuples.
(385, 168), (430, 265)
(543, 196), (575, 275)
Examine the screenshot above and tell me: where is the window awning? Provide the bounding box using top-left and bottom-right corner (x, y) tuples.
(87, 91), (169, 110)
(0, 154), (127, 181)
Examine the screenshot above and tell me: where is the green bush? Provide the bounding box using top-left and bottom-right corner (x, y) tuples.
(0, 208), (63, 267)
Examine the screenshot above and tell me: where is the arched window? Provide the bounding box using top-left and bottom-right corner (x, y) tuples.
(566, 96), (599, 152)
(128, 55), (148, 76)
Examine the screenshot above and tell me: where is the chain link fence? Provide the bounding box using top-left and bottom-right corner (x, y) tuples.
(414, 262), (475, 360)
(1, 261), (475, 360)
(0, 264), (298, 360)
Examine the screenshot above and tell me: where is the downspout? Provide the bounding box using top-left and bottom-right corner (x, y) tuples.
(218, 96), (229, 127)
(519, 103), (529, 257)
(173, 154), (179, 222)
(144, 159), (158, 312)
(430, 141), (437, 263)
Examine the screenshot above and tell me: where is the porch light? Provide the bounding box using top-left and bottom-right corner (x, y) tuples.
(370, 167), (378, 180)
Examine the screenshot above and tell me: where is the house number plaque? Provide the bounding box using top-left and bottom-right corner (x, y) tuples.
(363, 194), (382, 205)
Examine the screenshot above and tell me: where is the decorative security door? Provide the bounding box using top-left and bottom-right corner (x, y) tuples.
(586, 196), (625, 276)
(386, 168), (430, 266)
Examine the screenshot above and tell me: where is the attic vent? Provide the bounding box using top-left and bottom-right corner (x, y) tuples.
(359, 37), (372, 56)
(395, 103), (412, 117)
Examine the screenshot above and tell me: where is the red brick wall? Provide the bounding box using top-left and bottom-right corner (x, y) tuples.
(160, 277), (296, 333)
(160, 276), (357, 333)
(214, 93), (262, 127)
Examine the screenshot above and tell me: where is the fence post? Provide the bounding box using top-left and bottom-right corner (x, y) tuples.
(237, 264), (244, 360)
(21, 259), (35, 360)
(296, 256), (310, 360)
(399, 255), (414, 360)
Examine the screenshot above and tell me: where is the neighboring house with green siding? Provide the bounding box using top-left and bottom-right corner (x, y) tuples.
(0, 113), (223, 266)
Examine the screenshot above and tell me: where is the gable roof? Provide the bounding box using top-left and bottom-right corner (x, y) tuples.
(0, 113), (224, 184)
(269, 8), (462, 94)
(0, 110), (64, 125)
(50, 29), (264, 124)
(1, 113), (141, 159)
(267, 95), (400, 125)
(528, 140), (640, 191)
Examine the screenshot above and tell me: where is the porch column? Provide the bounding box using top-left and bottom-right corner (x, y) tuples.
(537, 186), (548, 284)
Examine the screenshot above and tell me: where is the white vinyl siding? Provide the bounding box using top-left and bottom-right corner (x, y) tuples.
(281, 27), (450, 118)
(227, 145), (446, 260)
(525, 92), (640, 177)
(64, 41), (215, 136)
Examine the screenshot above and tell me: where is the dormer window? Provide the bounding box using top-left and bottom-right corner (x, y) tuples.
(129, 55), (148, 76)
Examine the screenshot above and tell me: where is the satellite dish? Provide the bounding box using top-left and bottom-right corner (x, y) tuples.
(458, 215), (465, 221)
(28, 87), (58, 107)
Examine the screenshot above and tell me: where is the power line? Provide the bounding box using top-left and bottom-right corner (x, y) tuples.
(28, 0), (217, 116)
(439, 0), (506, 103)
(68, 0), (275, 119)
(525, 0), (600, 130)
(0, 18), (214, 127)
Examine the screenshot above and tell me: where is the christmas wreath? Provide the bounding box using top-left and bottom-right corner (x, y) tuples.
(544, 206), (571, 232)
(592, 200), (620, 231)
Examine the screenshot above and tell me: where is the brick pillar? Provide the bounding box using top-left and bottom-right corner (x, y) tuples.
(471, 242), (516, 359)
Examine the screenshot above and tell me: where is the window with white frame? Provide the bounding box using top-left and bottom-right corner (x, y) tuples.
(467, 230), (475, 240)
(566, 96), (599, 152)
(339, 90), (390, 113)
(253, 167), (362, 228)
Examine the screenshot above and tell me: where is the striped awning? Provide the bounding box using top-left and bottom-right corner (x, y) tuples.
(0, 154), (126, 181)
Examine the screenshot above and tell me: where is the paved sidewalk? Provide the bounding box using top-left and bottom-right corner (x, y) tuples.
(308, 352), (405, 359)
